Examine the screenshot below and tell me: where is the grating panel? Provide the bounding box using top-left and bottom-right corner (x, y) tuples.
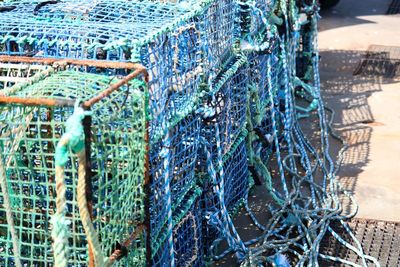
(320, 218), (400, 267)
(387, 0), (400, 14)
(353, 45), (400, 78)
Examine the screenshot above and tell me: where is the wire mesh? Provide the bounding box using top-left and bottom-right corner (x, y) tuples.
(0, 65), (148, 266)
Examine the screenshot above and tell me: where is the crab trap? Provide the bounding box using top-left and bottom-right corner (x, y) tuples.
(0, 57), (149, 266)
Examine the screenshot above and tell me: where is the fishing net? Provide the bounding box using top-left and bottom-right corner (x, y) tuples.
(198, 54), (248, 166)
(149, 113), (200, 247)
(194, 1), (380, 266)
(0, 0), (240, 142)
(0, 0), (384, 266)
(152, 186), (203, 267)
(0, 61), (148, 266)
(201, 133), (250, 260)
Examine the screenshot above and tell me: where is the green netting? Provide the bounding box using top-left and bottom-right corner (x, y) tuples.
(0, 67), (148, 266)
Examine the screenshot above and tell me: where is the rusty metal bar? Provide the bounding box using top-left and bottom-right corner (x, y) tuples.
(82, 109), (95, 267)
(143, 121), (152, 267)
(82, 69), (145, 108)
(0, 96), (75, 107)
(0, 56), (147, 72)
(0, 67), (146, 108)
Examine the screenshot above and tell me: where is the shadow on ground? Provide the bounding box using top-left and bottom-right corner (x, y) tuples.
(319, 49), (399, 215)
(213, 48), (399, 266)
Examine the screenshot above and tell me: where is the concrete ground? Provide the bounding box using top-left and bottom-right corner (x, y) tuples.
(319, 0), (400, 222)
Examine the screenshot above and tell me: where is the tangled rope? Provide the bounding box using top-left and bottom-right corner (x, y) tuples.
(205, 1), (381, 266)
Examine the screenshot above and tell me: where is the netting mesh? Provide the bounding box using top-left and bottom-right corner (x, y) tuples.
(0, 62), (49, 90)
(200, 133), (249, 260)
(199, 55), (248, 166)
(0, 66), (148, 266)
(152, 186), (203, 266)
(0, 0), (383, 266)
(0, 0), (239, 142)
(149, 113), (200, 244)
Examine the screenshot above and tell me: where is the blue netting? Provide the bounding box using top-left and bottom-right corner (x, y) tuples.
(149, 113), (200, 245)
(248, 41), (286, 166)
(200, 135), (249, 259)
(0, 0), (239, 142)
(201, 0), (240, 75)
(172, 197), (204, 267)
(247, 40), (281, 122)
(0, 0), (192, 60)
(198, 55), (248, 168)
(152, 187), (203, 267)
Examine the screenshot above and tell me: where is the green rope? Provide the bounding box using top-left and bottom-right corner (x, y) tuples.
(55, 102), (91, 167)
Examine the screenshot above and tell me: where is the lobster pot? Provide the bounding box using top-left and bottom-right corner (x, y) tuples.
(198, 55), (248, 170)
(201, 136), (249, 257)
(152, 187), (204, 267)
(149, 113), (200, 245)
(0, 65), (148, 266)
(0, 0), (239, 142)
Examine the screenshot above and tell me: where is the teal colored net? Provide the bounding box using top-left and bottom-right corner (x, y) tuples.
(0, 65), (148, 266)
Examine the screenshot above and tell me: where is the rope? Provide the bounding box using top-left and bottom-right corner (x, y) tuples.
(53, 101), (110, 267)
(52, 135), (71, 267)
(160, 129), (176, 267)
(76, 149), (108, 267)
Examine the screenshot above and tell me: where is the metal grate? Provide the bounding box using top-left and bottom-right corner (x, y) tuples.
(320, 218), (400, 267)
(353, 45), (400, 78)
(387, 0), (400, 14)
